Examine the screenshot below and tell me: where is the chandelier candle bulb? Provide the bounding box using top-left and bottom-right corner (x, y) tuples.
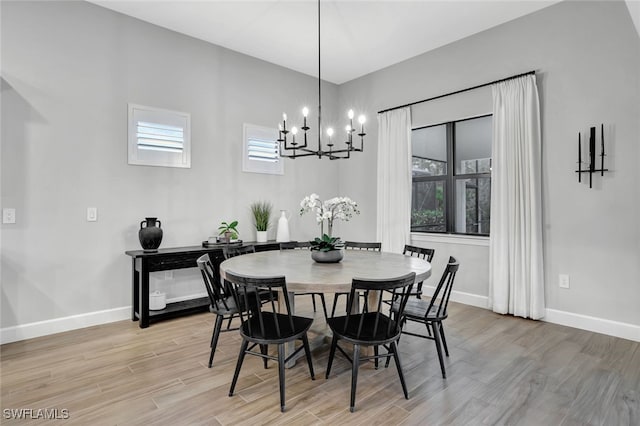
(291, 126), (298, 144)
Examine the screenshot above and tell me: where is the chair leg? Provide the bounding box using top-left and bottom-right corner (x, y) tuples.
(350, 344), (361, 413)
(277, 343), (286, 412)
(331, 293), (341, 317)
(301, 334), (315, 380)
(208, 315), (224, 368)
(385, 325), (403, 369)
(311, 294), (317, 312)
(326, 335), (338, 379)
(374, 345), (379, 370)
(260, 344), (268, 369)
(226, 315), (233, 330)
(432, 322), (447, 378)
(391, 341), (409, 399)
(439, 323), (449, 357)
(229, 339), (249, 396)
(318, 294), (328, 319)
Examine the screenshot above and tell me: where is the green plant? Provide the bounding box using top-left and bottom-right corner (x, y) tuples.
(309, 234), (344, 252)
(250, 201), (272, 232)
(218, 220), (239, 240)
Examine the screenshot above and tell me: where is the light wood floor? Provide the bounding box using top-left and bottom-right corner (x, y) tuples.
(1, 299), (638, 425)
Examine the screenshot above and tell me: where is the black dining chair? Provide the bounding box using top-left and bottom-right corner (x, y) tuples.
(222, 244), (256, 259)
(222, 244), (277, 309)
(280, 241), (328, 318)
(325, 272), (416, 412)
(225, 270), (315, 412)
(330, 241), (382, 316)
(389, 256), (459, 378)
(196, 254), (256, 368)
(403, 245), (435, 298)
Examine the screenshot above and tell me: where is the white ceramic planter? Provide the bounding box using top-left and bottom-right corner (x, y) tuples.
(256, 230), (268, 243)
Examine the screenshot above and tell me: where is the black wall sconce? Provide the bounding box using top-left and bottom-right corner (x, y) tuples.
(576, 124), (608, 188)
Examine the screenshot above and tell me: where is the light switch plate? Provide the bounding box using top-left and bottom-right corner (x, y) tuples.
(2, 208), (16, 224)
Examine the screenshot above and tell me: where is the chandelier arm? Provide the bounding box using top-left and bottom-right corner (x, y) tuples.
(280, 149), (318, 158)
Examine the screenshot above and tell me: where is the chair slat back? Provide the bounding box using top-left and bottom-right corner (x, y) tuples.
(224, 270), (293, 339)
(344, 272), (416, 341)
(280, 241), (311, 250)
(197, 254), (233, 311)
(403, 245), (435, 297)
(344, 241), (381, 251)
(425, 256), (459, 319)
(223, 245), (256, 260)
(403, 244), (435, 262)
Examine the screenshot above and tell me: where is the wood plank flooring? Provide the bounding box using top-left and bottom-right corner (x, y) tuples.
(1, 300), (638, 425)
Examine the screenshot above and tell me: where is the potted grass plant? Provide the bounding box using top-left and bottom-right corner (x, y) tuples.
(250, 201), (272, 243)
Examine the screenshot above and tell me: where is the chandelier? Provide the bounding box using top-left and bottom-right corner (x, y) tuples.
(278, 0), (366, 160)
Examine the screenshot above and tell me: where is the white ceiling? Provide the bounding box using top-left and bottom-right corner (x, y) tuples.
(89, 0), (561, 84)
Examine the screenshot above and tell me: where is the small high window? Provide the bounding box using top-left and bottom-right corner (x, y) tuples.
(242, 123), (283, 175)
(128, 104), (191, 168)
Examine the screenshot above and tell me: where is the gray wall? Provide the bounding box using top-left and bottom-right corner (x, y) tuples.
(337, 0), (640, 326)
(2, 0), (639, 333)
(1, 1), (340, 328)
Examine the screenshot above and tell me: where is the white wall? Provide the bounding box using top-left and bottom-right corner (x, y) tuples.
(0, 1), (340, 331)
(338, 0), (640, 330)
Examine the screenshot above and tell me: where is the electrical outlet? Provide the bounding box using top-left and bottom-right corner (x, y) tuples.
(87, 207), (97, 222)
(2, 208), (16, 224)
(559, 274), (570, 289)
(165, 271), (173, 279)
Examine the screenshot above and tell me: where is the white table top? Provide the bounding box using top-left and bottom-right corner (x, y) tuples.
(219, 249), (432, 293)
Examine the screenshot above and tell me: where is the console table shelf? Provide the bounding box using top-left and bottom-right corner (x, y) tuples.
(125, 242), (279, 328)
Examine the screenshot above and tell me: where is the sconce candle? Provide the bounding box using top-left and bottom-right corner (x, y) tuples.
(575, 124), (609, 189)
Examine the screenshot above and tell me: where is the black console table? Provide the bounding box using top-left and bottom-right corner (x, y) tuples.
(125, 242), (279, 328)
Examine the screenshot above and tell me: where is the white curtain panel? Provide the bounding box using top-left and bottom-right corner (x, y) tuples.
(489, 75), (545, 319)
(376, 107), (412, 253)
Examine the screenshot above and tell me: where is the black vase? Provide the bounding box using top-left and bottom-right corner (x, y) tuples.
(139, 217), (163, 252)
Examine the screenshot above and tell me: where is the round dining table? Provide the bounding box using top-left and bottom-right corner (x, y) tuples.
(219, 248), (432, 294)
(220, 248), (432, 366)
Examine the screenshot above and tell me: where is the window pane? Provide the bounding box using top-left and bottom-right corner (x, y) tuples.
(455, 116), (492, 174)
(455, 177), (491, 234)
(412, 124), (447, 177)
(411, 180), (446, 232)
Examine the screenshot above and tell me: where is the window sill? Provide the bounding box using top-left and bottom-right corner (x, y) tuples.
(410, 232), (489, 247)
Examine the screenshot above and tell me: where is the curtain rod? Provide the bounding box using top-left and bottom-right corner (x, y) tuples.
(377, 70), (536, 115)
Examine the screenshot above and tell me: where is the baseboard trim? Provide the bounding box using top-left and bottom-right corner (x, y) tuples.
(422, 285), (489, 309)
(2, 292), (638, 344)
(543, 308), (640, 342)
(0, 306), (131, 345)
(418, 286), (639, 342)
(0, 292), (210, 345)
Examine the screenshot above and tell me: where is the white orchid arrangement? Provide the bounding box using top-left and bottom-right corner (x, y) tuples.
(299, 193), (360, 238)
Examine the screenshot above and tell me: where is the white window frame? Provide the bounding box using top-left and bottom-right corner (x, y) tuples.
(128, 103), (191, 168)
(242, 123), (283, 175)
